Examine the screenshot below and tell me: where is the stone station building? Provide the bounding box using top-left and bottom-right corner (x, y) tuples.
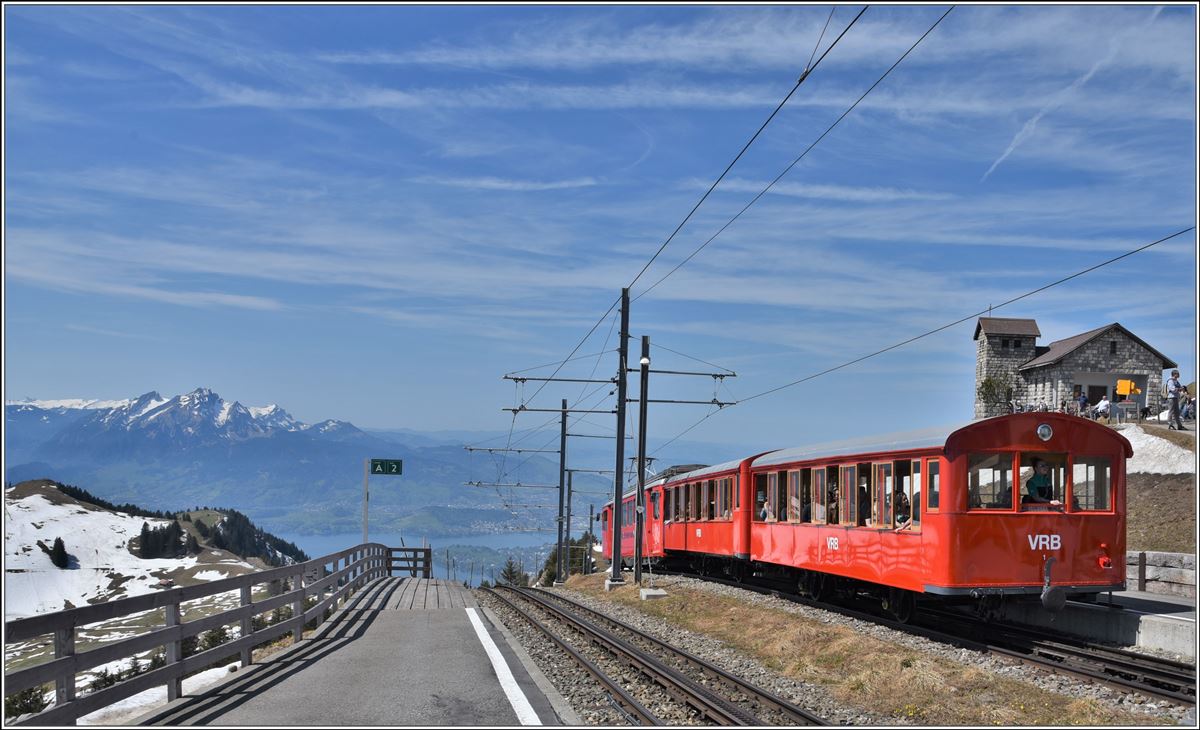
(973, 317), (1178, 419)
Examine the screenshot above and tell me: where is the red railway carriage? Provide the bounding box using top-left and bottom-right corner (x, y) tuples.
(602, 413), (1129, 617)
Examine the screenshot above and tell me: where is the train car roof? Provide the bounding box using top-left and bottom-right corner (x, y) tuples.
(753, 422), (962, 469)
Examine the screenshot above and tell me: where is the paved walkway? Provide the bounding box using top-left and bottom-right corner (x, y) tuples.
(139, 578), (570, 726)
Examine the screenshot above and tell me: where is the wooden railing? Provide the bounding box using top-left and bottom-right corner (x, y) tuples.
(4, 543), (432, 725)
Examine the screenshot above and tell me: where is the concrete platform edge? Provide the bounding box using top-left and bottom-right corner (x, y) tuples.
(480, 604), (582, 725)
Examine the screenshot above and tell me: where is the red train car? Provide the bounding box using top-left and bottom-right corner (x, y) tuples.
(602, 413), (1129, 618)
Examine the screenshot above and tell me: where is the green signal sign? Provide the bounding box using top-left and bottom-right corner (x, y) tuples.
(370, 459), (403, 476)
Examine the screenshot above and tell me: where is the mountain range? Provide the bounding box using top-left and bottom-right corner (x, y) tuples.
(5, 388), (609, 538)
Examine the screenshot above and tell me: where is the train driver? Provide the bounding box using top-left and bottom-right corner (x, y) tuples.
(1023, 458), (1062, 506)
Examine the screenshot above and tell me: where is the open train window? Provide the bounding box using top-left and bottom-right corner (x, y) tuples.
(811, 468), (826, 524)
(754, 474), (768, 522)
(774, 471), (787, 521)
(903, 460), (922, 531)
(854, 464), (872, 526)
(968, 453), (1013, 510)
(1072, 457), (1111, 511)
(892, 460), (912, 528)
(786, 471), (801, 521)
(706, 480), (716, 521)
(1019, 453), (1066, 510)
(797, 469), (812, 523)
(652, 491), (660, 520)
(825, 466), (840, 524)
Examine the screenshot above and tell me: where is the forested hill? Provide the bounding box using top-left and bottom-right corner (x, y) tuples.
(37, 479), (309, 566)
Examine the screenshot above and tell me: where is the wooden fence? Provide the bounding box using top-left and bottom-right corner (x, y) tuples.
(4, 544), (431, 725)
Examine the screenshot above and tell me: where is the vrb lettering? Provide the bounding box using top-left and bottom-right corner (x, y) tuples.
(826, 537), (839, 551)
(1027, 534), (1061, 550)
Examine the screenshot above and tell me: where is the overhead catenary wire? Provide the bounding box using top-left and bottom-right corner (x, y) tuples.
(506, 7), (868, 415)
(645, 225), (1195, 459)
(633, 5), (955, 304)
(626, 6), (869, 294)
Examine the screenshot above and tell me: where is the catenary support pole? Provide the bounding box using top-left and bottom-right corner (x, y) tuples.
(635, 335), (650, 584)
(610, 288), (630, 585)
(555, 398), (568, 585)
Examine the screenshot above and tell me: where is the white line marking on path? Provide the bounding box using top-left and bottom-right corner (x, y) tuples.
(466, 607), (542, 725)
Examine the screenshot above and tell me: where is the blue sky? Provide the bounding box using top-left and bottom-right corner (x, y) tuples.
(4, 4), (1197, 462)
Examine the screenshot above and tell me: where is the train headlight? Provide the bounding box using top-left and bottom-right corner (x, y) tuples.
(1036, 423), (1053, 441)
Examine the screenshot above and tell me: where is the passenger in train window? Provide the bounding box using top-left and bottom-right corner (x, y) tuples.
(857, 481), (871, 526)
(1023, 458), (1062, 506)
(826, 486), (839, 524)
(894, 488), (911, 525)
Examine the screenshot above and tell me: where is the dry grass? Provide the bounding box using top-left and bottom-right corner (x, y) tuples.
(567, 575), (1166, 725)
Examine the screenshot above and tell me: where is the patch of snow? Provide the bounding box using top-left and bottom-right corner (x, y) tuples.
(1116, 425), (1197, 474)
(3, 493), (252, 620)
(216, 401), (233, 426)
(247, 404), (278, 418)
(192, 570), (230, 581)
(134, 397), (169, 418)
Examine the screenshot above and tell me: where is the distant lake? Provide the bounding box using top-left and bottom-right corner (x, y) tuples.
(284, 530), (555, 561)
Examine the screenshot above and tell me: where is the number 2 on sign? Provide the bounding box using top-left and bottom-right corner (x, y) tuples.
(826, 537), (839, 551)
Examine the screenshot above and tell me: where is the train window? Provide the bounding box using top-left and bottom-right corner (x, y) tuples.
(840, 466), (857, 526)
(907, 460), (922, 530)
(754, 474), (768, 522)
(734, 475), (740, 509)
(652, 491), (660, 520)
(926, 459), (940, 511)
(717, 478), (732, 520)
(968, 453), (1013, 510)
(874, 463), (893, 526)
(774, 471), (788, 521)
(798, 470), (812, 523)
(853, 464), (871, 526)
(1019, 454), (1066, 509)
(691, 483), (702, 520)
(707, 480), (717, 521)
(664, 488), (672, 522)
(812, 469), (826, 523)
(1072, 457), (1111, 511)
(893, 461), (912, 528)
(825, 466), (840, 525)
(765, 473), (778, 521)
(786, 471), (800, 521)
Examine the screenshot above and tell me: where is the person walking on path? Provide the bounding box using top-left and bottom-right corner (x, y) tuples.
(1166, 370), (1187, 430)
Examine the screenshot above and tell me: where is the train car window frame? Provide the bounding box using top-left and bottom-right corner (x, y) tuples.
(812, 468), (826, 524)
(1071, 455), (1113, 512)
(874, 462), (894, 527)
(904, 459), (922, 531)
(926, 458), (940, 511)
(652, 490), (661, 520)
(853, 463), (872, 527)
(798, 469), (812, 523)
(774, 471), (788, 522)
(734, 474), (740, 510)
(786, 470), (800, 522)
(707, 479), (718, 521)
(825, 466), (840, 525)
(664, 487), (673, 522)
(1018, 453), (1066, 511)
(967, 453), (1014, 510)
(892, 460), (912, 529)
(765, 472), (778, 522)
(840, 465), (857, 527)
(754, 474), (769, 522)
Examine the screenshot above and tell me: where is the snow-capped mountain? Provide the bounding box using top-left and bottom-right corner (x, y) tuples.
(8, 388), (364, 455)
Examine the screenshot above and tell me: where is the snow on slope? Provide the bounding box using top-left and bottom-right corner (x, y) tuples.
(1116, 425), (1197, 474)
(4, 491), (253, 619)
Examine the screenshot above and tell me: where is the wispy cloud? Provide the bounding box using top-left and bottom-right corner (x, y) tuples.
(410, 175), (599, 191)
(982, 6), (1166, 180)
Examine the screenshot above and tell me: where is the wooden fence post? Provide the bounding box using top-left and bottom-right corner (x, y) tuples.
(53, 626), (76, 708)
(240, 586), (253, 667)
(1137, 551), (1147, 591)
(165, 603), (182, 701)
(292, 567), (305, 645)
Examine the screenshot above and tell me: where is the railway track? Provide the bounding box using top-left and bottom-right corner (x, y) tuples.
(664, 569), (1196, 706)
(485, 586), (826, 725)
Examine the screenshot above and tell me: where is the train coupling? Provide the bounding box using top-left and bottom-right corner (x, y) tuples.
(1041, 556), (1066, 612)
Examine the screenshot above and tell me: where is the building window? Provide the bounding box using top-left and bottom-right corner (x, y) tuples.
(1002, 338), (1010, 348)
(1110, 341), (1117, 354)
(1013, 339), (1021, 349)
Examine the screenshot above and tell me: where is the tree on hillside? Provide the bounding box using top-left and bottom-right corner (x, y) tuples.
(499, 557), (528, 586)
(50, 537), (70, 569)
